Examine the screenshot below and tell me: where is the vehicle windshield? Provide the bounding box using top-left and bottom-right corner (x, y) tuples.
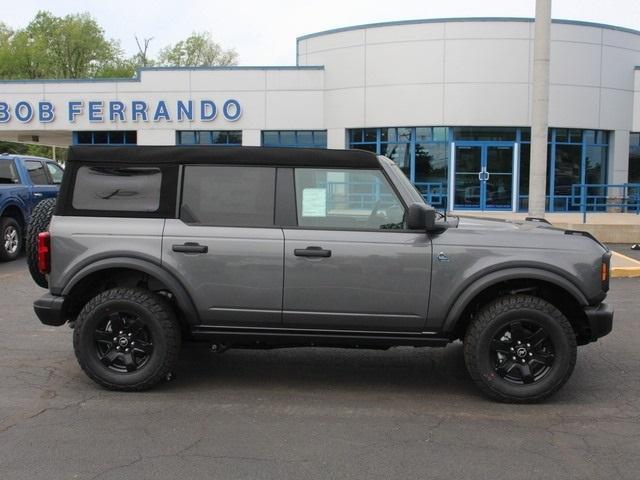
(377, 155), (428, 206)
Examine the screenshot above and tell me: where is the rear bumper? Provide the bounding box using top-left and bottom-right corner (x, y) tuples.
(583, 302), (613, 341)
(34, 293), (66, 327)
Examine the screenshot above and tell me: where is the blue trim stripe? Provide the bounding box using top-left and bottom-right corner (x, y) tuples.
(296, 17), (640, 42)
(0, 66), (324, 84)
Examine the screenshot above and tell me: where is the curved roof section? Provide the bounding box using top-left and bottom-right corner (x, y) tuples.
(297, 17), (640, 42)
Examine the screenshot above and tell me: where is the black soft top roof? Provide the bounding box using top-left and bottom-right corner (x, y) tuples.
(67, 146), (380, 169)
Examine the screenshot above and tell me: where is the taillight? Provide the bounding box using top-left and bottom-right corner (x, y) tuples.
(37, 232), (51, 274)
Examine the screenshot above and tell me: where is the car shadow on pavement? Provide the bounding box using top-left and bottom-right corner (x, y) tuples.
(163, 341), (479, 397)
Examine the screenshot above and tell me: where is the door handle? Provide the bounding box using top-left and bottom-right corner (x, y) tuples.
(172, 242), (208, 254)
(34, 192), (43, 197)
(294, 246), (332, 258)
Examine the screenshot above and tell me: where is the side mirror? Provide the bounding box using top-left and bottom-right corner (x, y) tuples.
(406, 202), (436, 230)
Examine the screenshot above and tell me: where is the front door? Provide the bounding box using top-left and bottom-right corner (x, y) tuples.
(453, 143), (514, 211)
(282, 167), (431, 332)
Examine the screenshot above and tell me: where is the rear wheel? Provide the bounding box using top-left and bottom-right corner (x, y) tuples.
(26, 198), (56, 287)
(73, 287), (181, 391)
(464, 295), (577, 403)
(0, 217), (21, 262)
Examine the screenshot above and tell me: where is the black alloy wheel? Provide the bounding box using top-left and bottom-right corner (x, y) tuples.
(490, 320), (555, 385)
(94, 311), (154, 373)
(74, 287), (180, 391)
(464, 295), (577, 403)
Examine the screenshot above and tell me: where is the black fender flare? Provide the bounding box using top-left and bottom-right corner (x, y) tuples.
(441, 267), (588, 334)
(60, 257), (199, 323)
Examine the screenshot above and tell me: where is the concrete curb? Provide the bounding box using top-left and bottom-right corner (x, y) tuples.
(611, 251), (640, 278)
(612, 267), (640, 278)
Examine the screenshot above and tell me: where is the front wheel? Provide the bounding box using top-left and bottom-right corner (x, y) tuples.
(73, 288), (181, 391)
(464, 295), (577, 403)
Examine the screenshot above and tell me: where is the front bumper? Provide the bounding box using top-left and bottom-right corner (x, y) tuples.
(583, 302), (613, 341)
(34, 293), (66, 327)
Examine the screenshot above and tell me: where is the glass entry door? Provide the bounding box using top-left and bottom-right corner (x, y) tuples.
(454, 143), (514, 210)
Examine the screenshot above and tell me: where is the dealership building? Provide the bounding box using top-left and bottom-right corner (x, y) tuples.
(1, 17), (639, 213)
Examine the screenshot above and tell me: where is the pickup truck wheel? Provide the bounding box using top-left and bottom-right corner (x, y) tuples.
(0, 217), (22, 262)
(73, 287), (181, 391)
(464, 295), (577, 403)
(26, 198), (56, 288)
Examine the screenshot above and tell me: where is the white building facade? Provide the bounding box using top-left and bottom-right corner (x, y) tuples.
(1, 18), (640, 213)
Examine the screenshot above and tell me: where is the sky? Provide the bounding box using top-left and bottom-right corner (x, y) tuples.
(2, 0), (640, 66)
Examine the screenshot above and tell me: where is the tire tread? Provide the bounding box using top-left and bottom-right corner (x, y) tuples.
(73, 287), (180, 391)
(26, 198), (56, 288)
(464, 294), (577, 403)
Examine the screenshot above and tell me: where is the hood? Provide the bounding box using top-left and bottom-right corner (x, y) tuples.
(453, 215), (563, 233)
(449, 214), (607, 250)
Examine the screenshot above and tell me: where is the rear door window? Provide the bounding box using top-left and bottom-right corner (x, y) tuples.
(72, 166), (162, 212)
(181, 165), (276, 227)
(25, 160), (48, 185)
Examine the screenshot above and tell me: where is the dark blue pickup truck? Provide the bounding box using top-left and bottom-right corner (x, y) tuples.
(0, 153), (63, 261)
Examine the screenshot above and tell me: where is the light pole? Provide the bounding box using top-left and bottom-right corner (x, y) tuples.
(528, 0), (552, 217)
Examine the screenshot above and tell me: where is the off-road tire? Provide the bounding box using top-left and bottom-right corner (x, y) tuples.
(73, 287), (181, 391)
(0, 216), (22, 262)
(26, 198), (56, 288)
(464, 295), (577, 403)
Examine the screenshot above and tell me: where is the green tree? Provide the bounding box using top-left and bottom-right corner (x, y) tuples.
(95, 58), (137, 78)
(0, 11), (135, 79)
(0, 22), (14, 78)
(158, 32), (238, 67)
(30, 11), (128, 78)
(0, 141), (68, 163)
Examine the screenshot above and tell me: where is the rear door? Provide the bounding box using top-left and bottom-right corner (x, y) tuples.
(162, 165), (284, 327)
(282, 167), (432, 332)
(24, 160), (58, 208)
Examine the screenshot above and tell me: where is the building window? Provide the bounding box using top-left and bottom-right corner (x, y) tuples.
(261, 130), (327, 148)
(73, 131), (137, 145)
(176, 130), (242, 146)
(630, 133), (640, 184)
(348, 127), (449, 209)
(518, 129), (609, 212)
(453, 127), (516, 142)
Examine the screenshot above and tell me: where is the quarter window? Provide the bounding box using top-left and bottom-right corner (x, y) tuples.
(46, 163), (64, 184)
(294, 169), (405, 230)
(72, 166), (162, 212)
(181, 166), (276, 227)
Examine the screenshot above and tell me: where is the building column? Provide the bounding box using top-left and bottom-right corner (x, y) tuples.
(609, 130), (630, 185)
(607, 130), (631, 209)
(327, 128), (346, 149)
(528, 0), (552, 217)
(242, 129), (261, 146)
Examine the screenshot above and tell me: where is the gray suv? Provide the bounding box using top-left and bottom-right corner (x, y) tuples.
(31, 146), (613, 402)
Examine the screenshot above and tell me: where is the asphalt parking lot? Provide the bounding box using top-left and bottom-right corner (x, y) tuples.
(1, 258), (639, 480)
